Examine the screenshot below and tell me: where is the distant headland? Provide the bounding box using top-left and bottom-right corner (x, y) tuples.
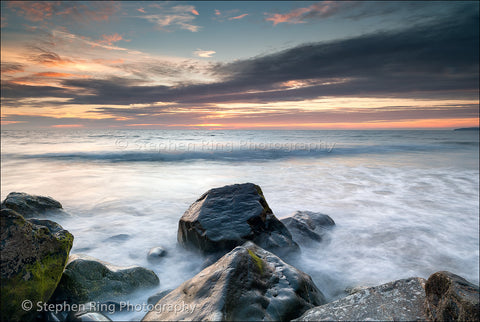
(453, 127), (479, 131)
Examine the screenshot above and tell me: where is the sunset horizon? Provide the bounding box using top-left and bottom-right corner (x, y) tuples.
(1, 1), (479, 130)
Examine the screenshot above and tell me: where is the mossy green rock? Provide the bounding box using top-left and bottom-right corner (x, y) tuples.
(0, 208), (73, 321)
(51, 254), (159, 303)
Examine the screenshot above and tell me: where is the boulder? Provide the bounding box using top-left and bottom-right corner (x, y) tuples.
(424, 271), (479, 321)
(177, 183), (299, 258)
(142, 241), (325, 321)
(1, 192), (69, 218)
(281, 211), (335, 245)
(51, 254), (159, 303)
(147, 246), (167, 263)
(294, 277), (427, 321)
(0, 208), (73, 321)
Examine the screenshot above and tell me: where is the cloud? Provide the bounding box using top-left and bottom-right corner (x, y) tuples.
(7, 1), (56, 22)
(265, 1), (350, 25)
(229, 13), (248, 20)
(97, 33), (125, 46)
(213, 9), (248, 22)
(7, 1), (120, 22)
(49, 29), (132, 52)
(137, 8), (146, 13)
(28, 47), (73, 66)
(49, 10), (478, 107)
(140, 4), (201, 32)
(1, 63), (25, 74)
(1, 81), (71, 99)
(51, 124), (84, 128)
(79, 100), (480, 129)
(33, 72), (90, 78)
(193, 49), (216, 58)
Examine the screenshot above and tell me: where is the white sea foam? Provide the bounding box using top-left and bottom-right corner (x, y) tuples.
(1, 129), (478, 320)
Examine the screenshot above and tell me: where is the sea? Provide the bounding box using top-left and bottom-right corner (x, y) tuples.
(1, 129), (479, 320)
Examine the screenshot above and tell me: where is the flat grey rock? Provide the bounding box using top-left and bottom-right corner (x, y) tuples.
(294, 277), (427, 321)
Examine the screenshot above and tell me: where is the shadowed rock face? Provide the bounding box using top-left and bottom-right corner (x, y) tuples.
(1, 192), (69, 218)
(51, 254), (159, 303)
(425, 271), (479, 321)
(177, 183), (299, 258)
(142, 242), (325, 322)
(294, 277), (427, 321)
(281, 211), (335, 245)
(0, 208), (73, 322)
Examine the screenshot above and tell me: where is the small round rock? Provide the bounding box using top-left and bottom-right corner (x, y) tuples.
(147, 246), (167, 263)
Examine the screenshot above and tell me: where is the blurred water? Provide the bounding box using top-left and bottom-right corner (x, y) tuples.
(1, 129), (478, 320)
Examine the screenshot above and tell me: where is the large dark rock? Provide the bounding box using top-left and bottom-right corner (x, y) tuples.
(0, 208), (73, 321)
(281, 211), (335, 245)
(424, 271), (479, 321)
(142, 241), (325, 321)
(177, 183), (299, 258)
(51, 254), (159, 303)
(1, 192), (69, 218)
(294, 277), (427, 321)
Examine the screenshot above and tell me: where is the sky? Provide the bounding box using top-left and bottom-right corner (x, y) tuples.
(1, 1), (479, 130)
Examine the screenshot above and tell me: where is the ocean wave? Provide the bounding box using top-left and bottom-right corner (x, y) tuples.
(2, 143), (461, 163)
(438, 141), (479, 146)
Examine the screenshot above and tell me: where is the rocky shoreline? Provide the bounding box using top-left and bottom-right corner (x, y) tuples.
(1, 184), (479, 321)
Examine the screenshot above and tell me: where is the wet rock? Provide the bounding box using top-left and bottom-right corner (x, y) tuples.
(73, 312), (112, 321)
(147, 289), (173, 305)
(1, 192), (69, 218)
(424, 271), (479, 321)
(0, 208), (74, 321)
(200, 252), (225, 269)
(146, 246), (167, 263)
(281, 211), (335, 245)
(142, 241), (325, 321)
(75, 301), (121, 316)
(35, 311), (68, 322)
(344, 285), (369, 295)
(294, 277), (427, 321)
(51, 254), (159, 303)
(177, 183), (299, 258)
